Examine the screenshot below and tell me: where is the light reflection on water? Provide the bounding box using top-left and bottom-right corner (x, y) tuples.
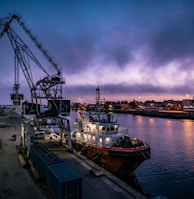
(115, 113), (194, 199)
(70, 111), (194, 199)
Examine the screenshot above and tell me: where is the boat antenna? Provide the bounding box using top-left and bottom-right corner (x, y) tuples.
(95, 86), (100, 116)
(96, 86), (100, 105)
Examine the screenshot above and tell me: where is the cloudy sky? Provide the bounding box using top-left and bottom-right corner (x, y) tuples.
(1, 0), (194, 104)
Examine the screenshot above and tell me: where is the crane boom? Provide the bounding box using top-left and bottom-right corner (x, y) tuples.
(0, 13), (61, 74)
(7, 27), (48, 90)
(0, 14), (15, 38)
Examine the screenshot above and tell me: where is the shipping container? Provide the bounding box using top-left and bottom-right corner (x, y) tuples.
(30, 144), (62, 178)
(47, 162), (82, 199)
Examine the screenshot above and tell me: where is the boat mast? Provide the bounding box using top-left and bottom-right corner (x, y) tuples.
(96, 86), (100, 107)
(95, 86), (100, 120)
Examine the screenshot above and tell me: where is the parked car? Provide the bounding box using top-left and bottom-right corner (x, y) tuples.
(10, 134), (17, 141)
(33, 130), (45, 139)
(51, 132), (61, 142)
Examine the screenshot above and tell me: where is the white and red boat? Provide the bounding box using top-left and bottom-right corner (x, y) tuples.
(71, 87), (150, 177)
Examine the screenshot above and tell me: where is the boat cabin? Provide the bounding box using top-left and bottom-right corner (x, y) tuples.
(72, 112), (130, 147)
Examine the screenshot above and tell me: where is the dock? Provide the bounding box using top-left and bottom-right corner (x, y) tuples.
(114, 109), (194, 120)
(45, 142), (147, 199)
(0, 109), (147, 199)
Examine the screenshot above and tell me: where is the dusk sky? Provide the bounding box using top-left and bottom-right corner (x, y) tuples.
(1, 0), (194, 104)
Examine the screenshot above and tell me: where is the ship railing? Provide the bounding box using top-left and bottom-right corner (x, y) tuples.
(118, 128), (128, 134)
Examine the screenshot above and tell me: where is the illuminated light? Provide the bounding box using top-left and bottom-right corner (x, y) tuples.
(166, 120), (172, 127)
(137, 116), (143, 122)
(99, 138), (102, 143)
(105, 137), (111, 144)
(90, 124), (95, 131)
(92, 136), (96, 140)
(132, 137), (137, 145)
(149, 118), (154, 123)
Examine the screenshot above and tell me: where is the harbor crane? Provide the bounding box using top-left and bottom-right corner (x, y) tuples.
(0, 13), (72, 150)
(0, 13), (69, 116)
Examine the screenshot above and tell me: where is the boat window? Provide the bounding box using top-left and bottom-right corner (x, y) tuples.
(102, 126), (106, 130)
(111, 127), (114, 130)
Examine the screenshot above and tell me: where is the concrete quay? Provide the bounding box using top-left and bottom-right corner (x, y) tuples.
(45, 143), (147, 199)
(0, 111), (46, 199)
(0, 110), (147, 199)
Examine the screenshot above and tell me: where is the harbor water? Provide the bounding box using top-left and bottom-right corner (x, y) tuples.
(70, 111), (194, 199)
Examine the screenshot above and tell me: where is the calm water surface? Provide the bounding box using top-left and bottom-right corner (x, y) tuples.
(70, 111), (194, 199)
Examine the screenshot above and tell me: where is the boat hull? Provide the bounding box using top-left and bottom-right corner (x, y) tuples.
(72, 141), (150, 177)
